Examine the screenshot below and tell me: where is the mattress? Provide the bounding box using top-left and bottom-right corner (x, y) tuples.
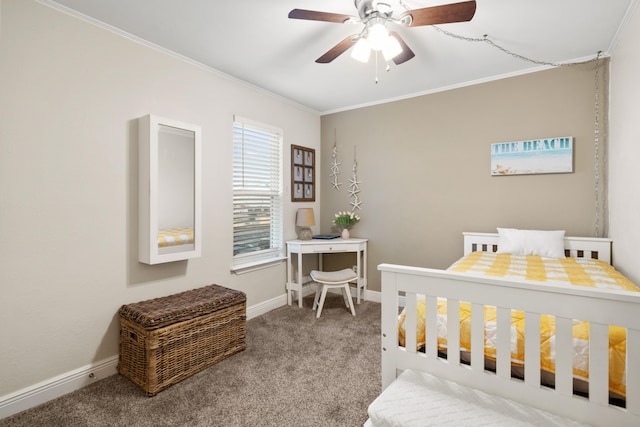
(367, 369), (588, 427)
(398, 251), (640, 398)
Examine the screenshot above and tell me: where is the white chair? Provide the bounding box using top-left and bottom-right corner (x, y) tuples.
(310, 268), (358, 318)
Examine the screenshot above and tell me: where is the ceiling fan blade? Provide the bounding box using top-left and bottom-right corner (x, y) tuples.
(400, 0), (476, 27)
(288, 9), (353, 23)
(389, 32), (415, 65)
(315, 36), (357, 63)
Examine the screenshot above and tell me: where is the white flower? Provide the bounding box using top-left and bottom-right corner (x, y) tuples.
(332, 210), (361, 229)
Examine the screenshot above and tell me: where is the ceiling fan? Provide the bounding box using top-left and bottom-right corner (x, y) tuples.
(288, 0), (476, 65)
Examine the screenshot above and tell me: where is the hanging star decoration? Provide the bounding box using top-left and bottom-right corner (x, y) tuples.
(349, 150), (362, 210)
(330, 142), (341, 190)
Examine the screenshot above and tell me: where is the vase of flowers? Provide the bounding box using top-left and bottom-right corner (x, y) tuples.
(333, 211), (360, 239)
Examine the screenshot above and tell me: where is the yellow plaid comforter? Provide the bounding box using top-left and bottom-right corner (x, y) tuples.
(398, 251), (639, 398)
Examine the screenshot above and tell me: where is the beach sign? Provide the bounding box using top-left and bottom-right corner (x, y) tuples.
(491, 137), (573, 176)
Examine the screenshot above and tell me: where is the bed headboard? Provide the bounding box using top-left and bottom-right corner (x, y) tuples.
(462, 232), (612, 264)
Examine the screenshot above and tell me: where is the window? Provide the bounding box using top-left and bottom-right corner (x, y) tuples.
(232, 116), (283, 268)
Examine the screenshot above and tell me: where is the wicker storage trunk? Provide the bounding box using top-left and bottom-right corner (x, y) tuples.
(118, 284), (246, 396)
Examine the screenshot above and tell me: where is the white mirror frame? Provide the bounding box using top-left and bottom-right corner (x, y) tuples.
(138, 114), (202, 264)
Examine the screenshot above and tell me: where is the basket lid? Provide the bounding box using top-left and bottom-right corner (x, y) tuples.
(119, 284), (246, 329)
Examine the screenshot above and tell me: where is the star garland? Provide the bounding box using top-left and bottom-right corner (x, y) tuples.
(330, 139), (341, 190)
(349, 146), (362, 210)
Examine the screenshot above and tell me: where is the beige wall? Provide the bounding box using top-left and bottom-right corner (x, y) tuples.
(609, 4), (640, 285)
(0, 0), (319, 396)
(321, 61), (608, 291)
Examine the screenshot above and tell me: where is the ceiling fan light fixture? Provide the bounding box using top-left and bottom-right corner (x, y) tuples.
(368, 22), (388, 51)
(289, 0), (478, 66)
(351, 37), (371, 62)
(382, 35), (403, 61)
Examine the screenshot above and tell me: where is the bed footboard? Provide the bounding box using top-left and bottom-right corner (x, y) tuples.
(378, 263), (640, 427)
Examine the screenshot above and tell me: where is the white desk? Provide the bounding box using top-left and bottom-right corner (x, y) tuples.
(286, 238), (368, 308)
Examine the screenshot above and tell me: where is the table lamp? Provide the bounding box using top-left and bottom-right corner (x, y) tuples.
(296, 208), (315, 240)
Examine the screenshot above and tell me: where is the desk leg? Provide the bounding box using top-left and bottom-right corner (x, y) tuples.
(357, 245), (367, 303)
(287, 247), (293, 306)
(363, 244), (368, 302)
(356, 249), (364, 304)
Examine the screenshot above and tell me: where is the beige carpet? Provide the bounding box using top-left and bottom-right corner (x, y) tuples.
(1, 296), (381, 427)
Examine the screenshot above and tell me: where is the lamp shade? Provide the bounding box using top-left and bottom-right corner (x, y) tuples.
(368, 22), (389, 51)
(382, 34), (403, 61)
(296, 208), (315, 227)
(351, 38), (371, 63)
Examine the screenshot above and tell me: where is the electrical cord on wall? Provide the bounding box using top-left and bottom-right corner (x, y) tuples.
(426, 19), (605, 237)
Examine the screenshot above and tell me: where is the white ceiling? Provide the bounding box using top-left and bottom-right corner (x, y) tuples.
(44, 0), (637, 114)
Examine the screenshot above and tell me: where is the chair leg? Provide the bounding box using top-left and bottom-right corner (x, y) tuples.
(316, 285), (329, 318)
(342, 284), (356, 316)
(341, 286), (350, 307)
(312, 283), (322, 310)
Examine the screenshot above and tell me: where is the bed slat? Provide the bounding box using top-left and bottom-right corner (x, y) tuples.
(496, 307), (511, 379)
(471, 303), (484, 371)
(589, 322), (609, 405)
(405, 292), (417, 354)
(554, 316), (573, 396)
(447, 299), (460, 365)
(524, 311), (541, 387)
(425, 295), (438, 358)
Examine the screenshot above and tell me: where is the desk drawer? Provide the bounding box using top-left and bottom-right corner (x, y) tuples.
(311, 243), (360, 253)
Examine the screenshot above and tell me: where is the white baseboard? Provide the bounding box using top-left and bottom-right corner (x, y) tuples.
(0, 289), (380, 419)
(366, 289), (381, 303)
(0, 355), (119, 419)
(248, 287), (380, 319)
(246, 293), (288, 320)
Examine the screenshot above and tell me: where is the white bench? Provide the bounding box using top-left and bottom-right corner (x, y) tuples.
(365, 369), (588, 427)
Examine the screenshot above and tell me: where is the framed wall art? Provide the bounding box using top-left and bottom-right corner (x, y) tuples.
(491, 136), (573, 176)
(291, 144), (315, 201)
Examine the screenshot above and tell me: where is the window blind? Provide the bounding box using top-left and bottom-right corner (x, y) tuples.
(232, 117), (283, 265)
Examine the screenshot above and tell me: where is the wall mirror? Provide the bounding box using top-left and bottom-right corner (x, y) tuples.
(139, 114), (201, 264)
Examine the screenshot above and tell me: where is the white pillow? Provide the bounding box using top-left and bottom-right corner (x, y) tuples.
(496, 228), (566, 258)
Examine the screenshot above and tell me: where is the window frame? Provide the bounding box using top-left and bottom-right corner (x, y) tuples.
(231, 115), (284, 271)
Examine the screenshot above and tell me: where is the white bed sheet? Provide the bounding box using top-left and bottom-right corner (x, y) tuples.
(367, 369), (589, 427)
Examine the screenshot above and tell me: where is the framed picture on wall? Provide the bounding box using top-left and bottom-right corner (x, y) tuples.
(491, 136), (573, 176)
(291, 145), (315, 202)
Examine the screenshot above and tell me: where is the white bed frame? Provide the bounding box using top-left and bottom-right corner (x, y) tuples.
(378, 232), (640, 427)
